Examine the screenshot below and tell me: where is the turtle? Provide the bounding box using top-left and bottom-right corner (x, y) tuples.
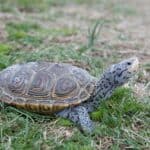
(0, 57), (139, 133)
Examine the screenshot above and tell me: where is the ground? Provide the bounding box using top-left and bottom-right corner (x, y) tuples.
(0, 0), (149, 149)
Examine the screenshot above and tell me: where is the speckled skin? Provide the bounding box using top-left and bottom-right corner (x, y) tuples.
(0, 57), (139, 133)
(57, 57), (139, 132)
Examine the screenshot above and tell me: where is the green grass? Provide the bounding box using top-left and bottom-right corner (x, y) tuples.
(0, 0), (101, 12)
(0, 0), (150, 149)
(143, 63), (150, 72)
(0, 44), (12, 68)
(6, 22), (43, 47)
(87, 20), (104, 49)
(0, 43), (12, 54)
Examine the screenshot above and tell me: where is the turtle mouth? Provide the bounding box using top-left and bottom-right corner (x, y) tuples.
(128, 57), (139, 73)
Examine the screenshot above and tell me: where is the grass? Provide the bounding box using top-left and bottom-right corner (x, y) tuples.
(0, 0), (150, 149)
(87, 20), (104, 49)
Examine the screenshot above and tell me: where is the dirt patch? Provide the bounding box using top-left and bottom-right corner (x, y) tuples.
(0, 22), (7, 41)
(94, 136), (114, 150)
(41, 120), (75, 142)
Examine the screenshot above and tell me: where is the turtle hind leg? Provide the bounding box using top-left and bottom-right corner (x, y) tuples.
(56, 106), (94, 133)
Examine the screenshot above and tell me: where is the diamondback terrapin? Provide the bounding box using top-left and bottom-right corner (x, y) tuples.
(0, 57), (139, 132)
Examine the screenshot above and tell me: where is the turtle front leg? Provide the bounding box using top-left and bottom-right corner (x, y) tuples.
(56, 106), (94, 133)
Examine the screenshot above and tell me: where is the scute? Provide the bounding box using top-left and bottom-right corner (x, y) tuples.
(8, 70), (31, 96)
(54, 77), (78, 97)
(0, 62), (96, 114)
(28, 70), (53, 98)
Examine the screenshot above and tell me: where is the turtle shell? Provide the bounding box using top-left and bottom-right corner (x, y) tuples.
(0, 62), (96, 114)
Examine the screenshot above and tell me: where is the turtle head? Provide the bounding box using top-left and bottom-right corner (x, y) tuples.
(106, 57), (139, 86)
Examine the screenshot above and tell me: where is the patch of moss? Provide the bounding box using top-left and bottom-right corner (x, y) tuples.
(6, 22), (43, 47)
(7, 22), (40, 32)
(8, 31), (27, 40)
(0, 43), (12, 54)
(0, 54), (11, 69)
(57, 118), (73, 127)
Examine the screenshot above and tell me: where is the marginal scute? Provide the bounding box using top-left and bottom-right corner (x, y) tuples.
(0, 94), (13, 104)
(72, 69), (89, 85)
(13, 98), (25, 104)
(49, 63), (69, 76)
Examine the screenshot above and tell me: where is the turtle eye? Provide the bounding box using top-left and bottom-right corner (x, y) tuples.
(127, 62), (131, 65)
